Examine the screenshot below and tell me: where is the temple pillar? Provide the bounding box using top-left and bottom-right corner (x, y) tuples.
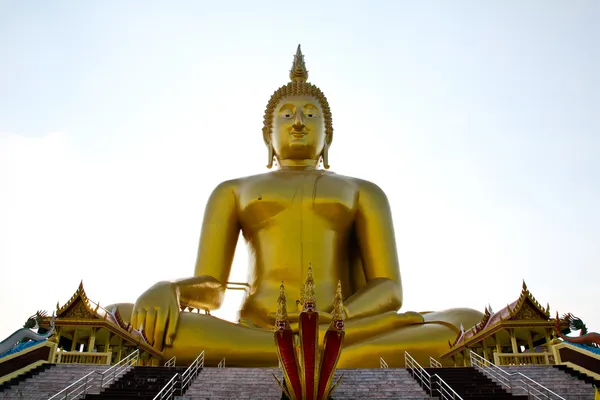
(116, 337), (123, 363)
(104, 332), (111, 353)
(510, 330), (518, 353)
(527, 330), (535, 352)
(482, 339), (490, 362)
(88, 328), (97, 352)
(463, 349), (470, 367)
(71, 329), (79, 351)
(510, 329), (519, 364)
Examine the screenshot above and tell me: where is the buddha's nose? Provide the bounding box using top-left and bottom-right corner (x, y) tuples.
(292, 113), (305, 130)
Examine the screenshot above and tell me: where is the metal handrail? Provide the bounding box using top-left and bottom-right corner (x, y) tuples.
(180, 350), (204, 394)
(469, 350), (566, 400)
(48, 371), (97, 400)
(405, 351), (432, 395)
(217, 357), (226, 368)
(405, 351), (462, 400)
(164, 356), (176, 367)
(100, 349), (139, 388)
(153, 373), (180, 400)
(379, 357), (388, 368)
(430, 357), (442, 368)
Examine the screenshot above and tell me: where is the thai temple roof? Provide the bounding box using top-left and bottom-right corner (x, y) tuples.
(449, 281), (552, 349)
(47, 281), (159, 357)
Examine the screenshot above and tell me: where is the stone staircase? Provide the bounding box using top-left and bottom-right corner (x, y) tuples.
(332, 368), (430, 399)
(83, 366), (187, 400)
(0, 363), (110, 399)
(422, 367), (528, 399)
(501, 365), (596, 400)
(184, 368), (283, 399)
(184, 367), (430, 399)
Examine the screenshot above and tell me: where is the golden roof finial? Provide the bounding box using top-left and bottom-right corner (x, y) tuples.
(275, 281), (289, 326)
(301, 264), (316, 308)
(289, 44), (309, 83)
(331, 281), (345, 322)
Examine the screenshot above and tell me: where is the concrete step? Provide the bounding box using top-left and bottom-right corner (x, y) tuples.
(184, 368), (429, 399)
(0, 364), (111, 400)
(491, 366), (596, 400)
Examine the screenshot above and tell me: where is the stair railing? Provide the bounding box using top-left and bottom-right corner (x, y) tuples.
(469, 350), (566, 400)
(180, 350), (205, 395)
(48, 371), (97, 400)
(153, 373), (181, 400)
(379, 357), (388, 368)
(164, 356), (176, 367)
(430, 357), (442, 368)
(99, 349), (139, 388)
(405, 352), (463, 400)
(217, 357), (226, 368)
(49, 350), (139, 400)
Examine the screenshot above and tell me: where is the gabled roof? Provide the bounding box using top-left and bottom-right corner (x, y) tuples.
(449, 281), (552, 348)
(56, 281), (104, 320)
(47, 281), (155, 356)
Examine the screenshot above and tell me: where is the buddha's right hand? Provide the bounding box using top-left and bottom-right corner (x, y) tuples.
(131, 281), (180, 352)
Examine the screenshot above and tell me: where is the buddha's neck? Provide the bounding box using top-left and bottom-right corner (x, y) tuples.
(277, 158), (319, 170)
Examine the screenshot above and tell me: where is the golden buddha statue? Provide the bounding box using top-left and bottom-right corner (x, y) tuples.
(113, 45), (482, 367)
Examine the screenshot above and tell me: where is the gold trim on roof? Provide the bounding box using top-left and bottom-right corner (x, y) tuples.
(509, 280), (551, 319)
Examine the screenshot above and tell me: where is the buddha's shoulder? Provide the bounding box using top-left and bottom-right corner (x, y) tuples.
(341, 176), (390, 202)
(209, 173), (276, 195)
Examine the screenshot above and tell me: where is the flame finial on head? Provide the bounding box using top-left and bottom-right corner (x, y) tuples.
(289, 44), (309, 83)
(276, 281), (289, 330)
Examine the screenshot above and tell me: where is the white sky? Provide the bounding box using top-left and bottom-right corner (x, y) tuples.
(1, 1), (598, 342)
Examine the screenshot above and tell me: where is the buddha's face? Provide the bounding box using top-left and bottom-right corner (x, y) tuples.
(271, 95), (326, 163)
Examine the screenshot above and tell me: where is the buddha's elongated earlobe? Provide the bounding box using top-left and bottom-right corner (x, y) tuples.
(322, 143), (330, 169)
(266, 142), (274, 169)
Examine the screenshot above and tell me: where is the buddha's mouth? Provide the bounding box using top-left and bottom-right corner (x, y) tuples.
(290, 131), (308, 138)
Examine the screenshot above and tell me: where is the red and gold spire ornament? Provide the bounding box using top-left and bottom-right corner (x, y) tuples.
(274, 267), (345, 400)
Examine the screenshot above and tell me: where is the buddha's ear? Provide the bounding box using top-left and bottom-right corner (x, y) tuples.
(262, 126), (271, 146)
(325, 131), (333, 146)
(263, 126), (274, 169)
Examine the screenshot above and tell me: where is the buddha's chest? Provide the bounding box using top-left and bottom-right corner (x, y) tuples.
(237, 173), (357, 230)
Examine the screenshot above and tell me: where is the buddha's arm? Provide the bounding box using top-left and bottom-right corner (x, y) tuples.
(345, 179), (403, 320)
(177, 180), (240, 311)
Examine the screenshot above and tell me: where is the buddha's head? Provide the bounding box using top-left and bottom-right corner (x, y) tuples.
(262, 45), (333, 169)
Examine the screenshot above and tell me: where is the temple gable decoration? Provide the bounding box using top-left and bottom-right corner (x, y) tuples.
(56, 281), (101, 320)
(442, 281), (562, 367)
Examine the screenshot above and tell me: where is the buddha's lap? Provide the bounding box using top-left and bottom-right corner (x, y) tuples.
(168, 307), (482, 348)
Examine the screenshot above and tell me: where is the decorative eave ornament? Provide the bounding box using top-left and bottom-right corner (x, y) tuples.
(273, 268), (345, 400)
